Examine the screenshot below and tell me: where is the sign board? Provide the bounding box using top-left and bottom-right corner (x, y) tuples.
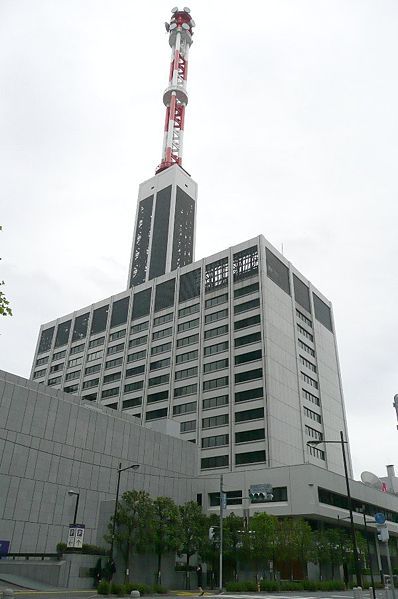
(0, 540), (10, 556)
(375, 513), (386, 525)
(250, 484), (273, 494)
(249, 484), (274, 502)
(220, 492), (227, 510)
(67, 524), (85, 549)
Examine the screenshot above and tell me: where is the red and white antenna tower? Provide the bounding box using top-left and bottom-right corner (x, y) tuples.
(156, 7), (195, 174)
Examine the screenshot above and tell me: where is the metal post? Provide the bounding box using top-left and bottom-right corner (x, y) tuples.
(219, 474), (224, 593)
(362, 513), (376, 599)
(110, 462), (122, 560)
(340, 430), (362, 587)
(385, 539), (396, 599)
(73, 494), (80, 525)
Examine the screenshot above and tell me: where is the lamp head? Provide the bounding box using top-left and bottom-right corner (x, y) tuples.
(68, 489), (79, 496)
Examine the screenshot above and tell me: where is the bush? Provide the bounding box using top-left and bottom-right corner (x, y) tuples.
(260, 580), (280, 592)
(318, 581), (346, 591)
(302, 580), (318, 591)
(225, 581), (257, 592)
(280, 582), (304, 592)
(97, 580), (110, 595)
(125, 583), (152, 595)
(82, 544), (109, 555)
(152, 584), (168, 594)
(110, 583), (126, 596)
(56, 542), (67, 554)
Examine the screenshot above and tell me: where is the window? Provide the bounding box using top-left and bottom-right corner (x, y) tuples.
(296, 309), (312, 327)
(298, 339), (315, 357)
(297, 324), (313, 342)
(309, 446), (325, 460)
(50, 363), (63, 373)
(110, 297), (129, 329)
(205, 309), (228, 325)
(235, 368), (263, 384)
(147, 390), (169, 403)
(72, 313), (89, 342)
(302, 388), (320, 406)
(235, 387), (263, 403)
(178, 304), (200, 318)
(202, 414), (229, 429)
(202, 434), (229, 448)
(33, 369), (46, 379)
(123, 397), (142, 409)
(234, 282), (259, 299)
(101, 387), (119, 399)
(293, 275), (311, 312)
(107, 343), (124, 356)
(179, 268), (201, 303)
(105, 357), (123, 369)
(132, 288), (151, 320)
(203, 358), (228, 373)
(233, 246), (259, 281)
(52, 350), (66, 361)
(48, 376), (61, 386)
(146, 407), (168, 421)
(181, 420), (196, 433)
(235, 450), (266, 465)
(201, 455), (229, 469)
(235, 350), (262, 365)
(109, 329), (126, 342)
(266, 248), (290, 295)
(178, 318), (199, 333)
(36, 356), (48, 366)
(149, 186), (172, 279)
(175, 366), (198, 380)
(38, 327), (54, 354)
(300, 355), (317, 373)
(203, 376), (229, 392)
(235, 407), (264, 422)
(55, 320), (72, 348)
(301, 372), (318, 389)
(177, 333), (198, 348)
(89, 336), (105, 349)
(154, 279), (175, 312)
(151, 342), (171, 355)
(174, 383), (197, 398)
(68, 357), (82, 367)
(209, 490), (242, 506)
(234, 315), (261, 331)
(64, 385), (78, 394)
(129, 335), (147, 348)
(313, 293), (333, 332)
(130, 195), (153, 283)
(235, 332), (261, 348)
(204, 341), (228, 357)
(176, 349), (198, 364)
(131, 321), (149, 334)
(87, 350), (103, 362)
(203, 395), (229, 410)
(90, 306), (109, 335)
(148, 374), (169, 387)
(83, 393), (96, 401)
(234, 298), (260, 315)
(85, 364), (101, 375)
(235, 428), (265, 444)
(205, 293), (228, 309)
(124, 380), (143, 393)
(204, 325), (228, 340)
(152, 328), (172, 341)
(304, 406), (322, 423)
(128, 349), (146, 362)
(153, 312), (173, 327)
(70, 344), (85, 356)
(82, 378), (99, 389)
(173, 401), (197, 415)
(150, 357), (170, 371)
(103, 371), (121, 384)
(205, 258), (229, 291)
(305, 425), (323, 440)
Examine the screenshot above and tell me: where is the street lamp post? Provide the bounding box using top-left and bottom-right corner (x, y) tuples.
(110, 463), (140, 563)
(68, 490), (80, 524)
(307, 430), (362, 587)
(359, 508), (376, 599)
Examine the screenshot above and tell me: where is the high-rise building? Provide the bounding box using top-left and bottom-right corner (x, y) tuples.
(30, 7), (352, 480)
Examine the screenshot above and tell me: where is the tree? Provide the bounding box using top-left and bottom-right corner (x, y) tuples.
(199, 514), (219, 588)
(275, 518), (314, 580)
(153, 496), (181, 585)
(223, 513), (245, 582)
(178, 501), (207, 589)
(246, 512), (278, 582)
(0, 227), (12, 318)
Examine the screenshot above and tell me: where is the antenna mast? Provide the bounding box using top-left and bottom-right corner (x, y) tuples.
(156, 7), (195, 174)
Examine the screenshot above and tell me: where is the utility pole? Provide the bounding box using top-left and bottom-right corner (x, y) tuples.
(219, 474), (224, 593)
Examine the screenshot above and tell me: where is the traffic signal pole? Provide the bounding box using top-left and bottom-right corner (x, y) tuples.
(219, 474), (224, 593)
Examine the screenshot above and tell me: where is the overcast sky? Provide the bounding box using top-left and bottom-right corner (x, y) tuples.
(1, 0), (397, 479)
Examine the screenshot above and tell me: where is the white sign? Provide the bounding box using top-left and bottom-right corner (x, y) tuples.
(67, 524), (85, 549)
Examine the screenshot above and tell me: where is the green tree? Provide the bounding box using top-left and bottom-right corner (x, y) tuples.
(275, 518), (314, 579)
(199, 514), (219, 588)
(246, 512), (278, 582)
(0, 227), (12, 318)
(153, 496), (181, 585)
(223, 513), (245, 582)
(178, 501), (207, 589)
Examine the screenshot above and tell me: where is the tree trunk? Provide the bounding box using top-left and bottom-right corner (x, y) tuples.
(186, 554), (190, 590)
(157, 553), (162, 585)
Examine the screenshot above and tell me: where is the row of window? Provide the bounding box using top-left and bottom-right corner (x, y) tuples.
(201, 450), (266, 469)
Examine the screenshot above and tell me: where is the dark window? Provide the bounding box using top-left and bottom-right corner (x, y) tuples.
(155, 279), (175, 312)
(52, 350), (66, 360)
(197, 493), (202, 506)
(128, 349), (146, 362)
(50, 363), (64, 373)
(235, 368), (263, 384)
(33, 369), (46, 379)
(304, 406), (322, 423)
(202, 413), (229, 428)
(235, 387), (263, 403)
(172, 186), (195, 270)
(235, 450), (266, 465)
(297, 324), (314, 342)
(91, 306), (109, 335)
(305, 425), (323, 440)
(153, 312), (173, 327)
(131, 320), (149, 334)
(65, 370), (80, 381)
(266, 248), (290, 295)
(234, 314), (261, 331)
(309, 445), (325, 460)
(204, 341), (229, 356)
(203, 358), (228, 373)
(234, 298), (260, 315)
(48, 376), (61, 386)
(235, 350), (262, 365)
(234, 282), (259, 299)
(150, 357), (171, 371)
(85, 364), (101, 375)
(179, 268), (201, 302)
(132, 288), (152, 320)
(70, 343), (85, 356)
(125, 364), (145, 378)
(173, 401), (197, 415)
(103, 371), (121, 384)
(83, 393), (97, 401)
(205, 258), (228, 292)
(233, 246), (259, 281)
(293, 275), (311, 312)
(205, 293), (228, 309)
(105, 357), (123, 369)
(175, 366), (198, 380)
(235, 332), (261, 347)
(204, 325), (228, 340)
(176, 349), (198, 364)
(203, 395), (229, 410)
(122, 397), (142, 409)
(235, 428), (265, 444)
(181, 420), (196, 432)
(111, 297), (130, 328)
(107, 343), (124, 355)
(235, 407), (264, 422)
(101, 387), (119, 399)
(205, 309), (228, 324)
(303, 388), (320, 406)
(72, 313), (89, 342)
(82, 378), (99, 389)
(55, 320), (72, 348)
(147, 390), (169, 403)
(64, 385), (78, 394)
(109, 329), (126, 342)
(151, 342), (171, 355)
(89, 336), (105, 349)
(149, 186), (172, 279)
(146, 407), (168, 421)
(179, 303), (200, 318)
(177, 333), (198, 348)
(124, 380), (144, 393)
(148, 374), (169, 387)
(174, 383), (197, 398)
(313, 293), (333, 332)
(38, 327), (55, 354)
(202, 434), (229, 448)
(209, 491), (242, 506)
(201, 455), (229, 469)
(178, 318), (199, 332)
(152, 327), (172, 341)
(203, 376), (229, 392)
(130, 195), (153, 286)
(129, 335), (147, 348)
(35, 356), (48, 366)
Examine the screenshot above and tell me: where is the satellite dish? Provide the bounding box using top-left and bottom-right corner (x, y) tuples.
(171, 7), (178, 13)
(361, 471), (383, 489)
(183, 7), (191, 12)
(182, 23), (189, 30)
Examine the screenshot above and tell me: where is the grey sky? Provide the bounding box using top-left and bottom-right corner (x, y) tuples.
(1, 0), (397, 478)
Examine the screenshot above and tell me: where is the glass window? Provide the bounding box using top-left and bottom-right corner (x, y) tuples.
(148, 374), (169, 387)
(173, 401), (197, 415)
(55, 320), (72, 348)
(209, 491), (242, 506)
(36, 356), (48, 366)
(174, 383), (197, 398)
(203, 358), (228, 373)
(155, 279), (175, 312)
(296, 309), (312, 327)
(110, 297), (130, 328)
(103, 371), (121, 384)
(70, 343), (85, 356)
(235, 387), (263, 403)
(266, 248), (290, 295)
(89, 336), (105, 349)
(33, 369), (46, 379)
(90, 306), (109, 335)
(235, 428), (265, 444)
(235, 450), (266, 465)
(304, 406), (322, 423)
(127, 349), (146, 362)
(202, 434), (229, 448)
(48, 376), (61, 386)
(72, 313), (89, 342)
(235, 407), (264, 422)
(131, 321), (149, 334)
(105, 357), (123, 369)
(152, 328), (172, 341)
(83, 393), (97, 401)
(235, 332), (261, 348)
(234, 298), (260, 315)
(301, 372), (318, 389)
(235, 350), (262, 365)
(202, 395), (229, 410)
(202, 413), (229, 428)
(205, 309), (228, 324)
(64, 385), (78, 394)
(150, 357), (171, 371)
(204, 341), (229, 357)
(234, 282), (259, 299)
(123, 397), (142, 409)
(50, 363), (63, 373)
(175, 366), (198, 380)
(178, 304), (200, 318)
(151, 342), (171, 355)
(129, 335), (147, 348)
(38, 327), (54, 354)
(203, 376), (229, 392)
(234, 315), (261, 331)
(201, 455), (229, 469)
(101, 387), (119, 399)
(298, 339), (315, 357)
(180, 420), (196, 432)
(147, 390), (169, 403)
(68, 357), (83, 367)
(107, 343), (124, 356)
(293, 274), (311, 313)
(52, 350), (66, 361)
(297, 324), (314, 342)
(313, 293), (333, 332)
(205, 258), (229, 292)
(233, 246), (259, 281)
(82, 378), (99, 389)
(85, 364), (101, 375)
(179, 269), (201, 302)
(205, 293), (228, 309)
(109, 329), (126, 342)
(124, 380), (144, 393)
(204, 325), (228, 340)
(176, 349), (198, 364)
(235, 368), (263, 384)
(146, 407), (168, 421)
(132, 288), (151, 320)
(125, 364), (145, 378)
(177, 333), (198, 348)
(302, 388), (320, 406)
(178, 318), (199, 333)
(153, 312), (173, 327)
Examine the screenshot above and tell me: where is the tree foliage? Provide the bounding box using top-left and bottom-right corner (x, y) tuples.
(153, 496), (181, 584)
(178, 501), (207, 588)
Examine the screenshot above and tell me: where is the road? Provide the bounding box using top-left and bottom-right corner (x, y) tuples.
(0, 591), (386, 599)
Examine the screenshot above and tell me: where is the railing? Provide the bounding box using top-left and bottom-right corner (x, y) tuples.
(0, 553), (61, 561)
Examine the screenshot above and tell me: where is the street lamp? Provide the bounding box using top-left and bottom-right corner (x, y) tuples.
(307, 430), (362, 587)
(357, 507), (376, 599)
(110, 463), (140, 562)
(68, 490), (80, 525)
